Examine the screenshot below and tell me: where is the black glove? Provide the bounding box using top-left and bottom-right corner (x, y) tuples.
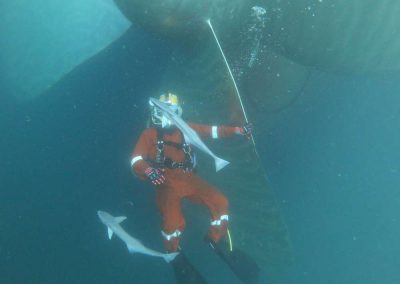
(145, 167), (166, 185)
(238, 122), (253, 138)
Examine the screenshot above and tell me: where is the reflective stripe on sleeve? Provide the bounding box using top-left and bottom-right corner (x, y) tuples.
(130, 156), (143, 167)
(211, 126), (218, 139)
(161, 230), (182, 241)
(211, 214), (229, 226)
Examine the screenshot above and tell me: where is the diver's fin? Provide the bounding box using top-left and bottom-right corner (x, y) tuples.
(207, 237), (260, 284)
(171, 252), (208, 284)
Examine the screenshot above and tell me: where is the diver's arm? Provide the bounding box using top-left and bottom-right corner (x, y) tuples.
(189, 123), (246, 139)
(130, 130), (152, 180)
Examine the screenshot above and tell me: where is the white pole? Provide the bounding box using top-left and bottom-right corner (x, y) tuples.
(206, 19), (262, 153)
(206, 19), (250, 123)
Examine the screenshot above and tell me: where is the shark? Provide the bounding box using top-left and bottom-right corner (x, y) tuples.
(97, 210), (179, 263)
(149, 97), (230, 172)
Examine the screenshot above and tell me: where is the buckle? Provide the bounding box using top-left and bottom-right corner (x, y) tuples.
(156, 141), (164, 150)
(182, 144), (190, 154)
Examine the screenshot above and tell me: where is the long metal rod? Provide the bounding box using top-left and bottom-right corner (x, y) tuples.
(206, 19), (260, 151)
(206, 19), (249, 123)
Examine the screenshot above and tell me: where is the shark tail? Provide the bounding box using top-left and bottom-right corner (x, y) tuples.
(215, 157), (230, 172)
(163, 252), (179, 263)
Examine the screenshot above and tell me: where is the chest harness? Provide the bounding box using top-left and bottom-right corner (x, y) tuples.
(151, 129), (196, 172)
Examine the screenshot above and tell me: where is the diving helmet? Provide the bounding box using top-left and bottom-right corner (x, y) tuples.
(150, 93), (183, 128)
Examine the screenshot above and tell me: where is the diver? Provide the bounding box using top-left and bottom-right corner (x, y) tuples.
(130, 93), (258, 283)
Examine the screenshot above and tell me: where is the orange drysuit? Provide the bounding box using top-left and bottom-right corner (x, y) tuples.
(131, 123), (237, 252)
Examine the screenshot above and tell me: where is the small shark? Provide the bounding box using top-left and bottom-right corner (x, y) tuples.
(149, 97), (230, 171)
(97, 210), (178, 263)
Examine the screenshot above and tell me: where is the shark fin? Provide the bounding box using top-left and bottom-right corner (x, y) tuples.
(114, 216), (127, 224)
(107, 227), (113, 240)
(127, 244), (136, 254)
(215, 157), (230, 172)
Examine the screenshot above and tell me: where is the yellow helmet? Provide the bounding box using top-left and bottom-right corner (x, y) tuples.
(150, 92), (183, 128)
(159, 93), (179, 106)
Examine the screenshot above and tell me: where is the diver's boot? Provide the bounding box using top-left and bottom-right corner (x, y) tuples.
(171, 252), (208, 284)
(206, 236), (260, 284)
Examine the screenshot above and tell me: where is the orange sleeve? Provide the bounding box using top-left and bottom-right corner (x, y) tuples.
(189, 123), (238, 139)
(130, 129), (153, 180)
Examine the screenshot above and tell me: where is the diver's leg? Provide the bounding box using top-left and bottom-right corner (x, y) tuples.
(188, 176), (260, 284)
(187, 175), (229, 242)
(156, 187), (185, 252)
(156, 186), (208, 283)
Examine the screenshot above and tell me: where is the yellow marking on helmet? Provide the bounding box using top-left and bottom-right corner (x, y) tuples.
(168, 93), (178, 105)
(159, 93), (179, 105)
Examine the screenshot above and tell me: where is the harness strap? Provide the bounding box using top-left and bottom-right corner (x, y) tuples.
(163, 140), (184, 149)
(154, 128), (195, 171)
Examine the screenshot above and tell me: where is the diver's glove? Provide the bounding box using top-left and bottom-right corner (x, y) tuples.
(235, 122), (253, 138)
(145, 167), (166, 185)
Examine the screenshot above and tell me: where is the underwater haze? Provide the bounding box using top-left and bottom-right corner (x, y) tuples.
(263, 72), (400, 283)
(1, 1), (400, 284)
(0, 0), (129, 100)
